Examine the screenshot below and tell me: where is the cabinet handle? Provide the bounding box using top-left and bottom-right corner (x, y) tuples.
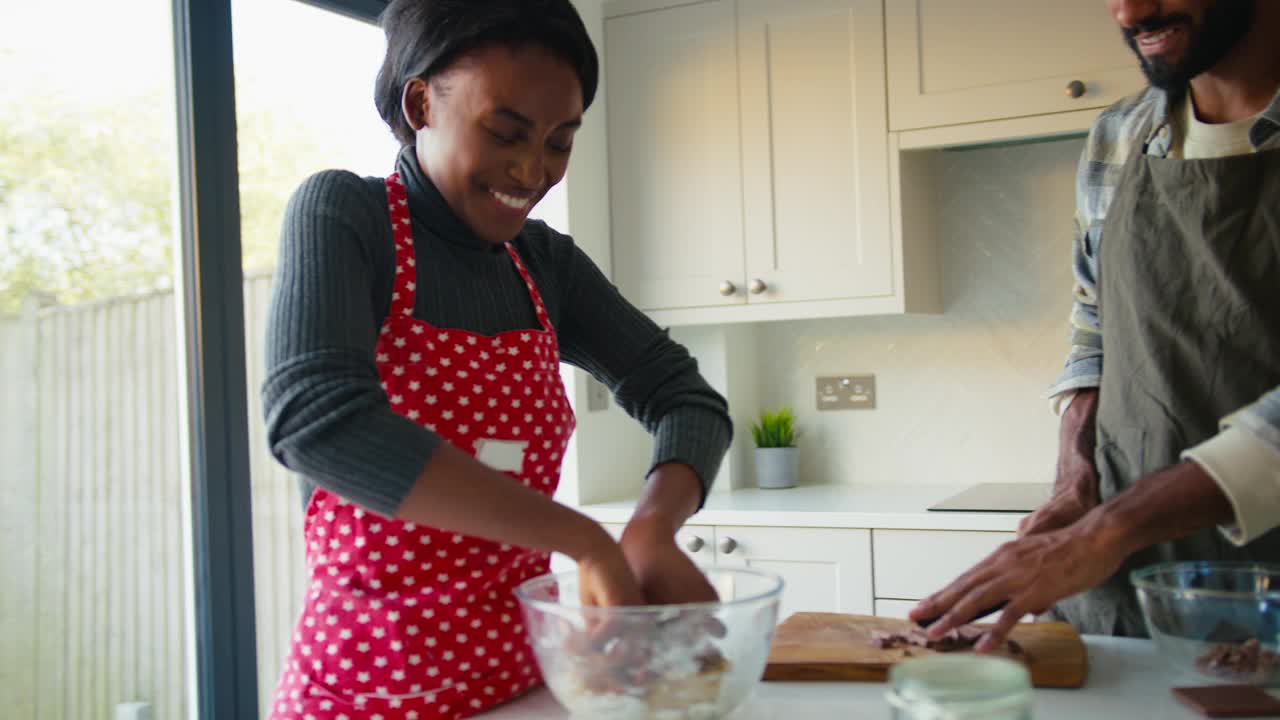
(718, 537), (738, 555)
(1066, 80), (1086, 99)
(718, 280), (737, 297)
(684, 535), (706, 553)
(748, 278), (768, 295)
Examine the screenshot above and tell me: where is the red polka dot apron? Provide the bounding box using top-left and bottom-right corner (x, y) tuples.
(269, 172), (576, 720)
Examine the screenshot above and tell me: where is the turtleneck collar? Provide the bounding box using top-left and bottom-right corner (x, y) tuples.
(395, 145), (507, 254)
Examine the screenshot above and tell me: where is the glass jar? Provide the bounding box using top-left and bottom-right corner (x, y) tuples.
(886, 655), (1033, 720)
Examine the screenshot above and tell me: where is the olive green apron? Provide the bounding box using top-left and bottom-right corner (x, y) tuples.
(1053, 145), (1280, 637)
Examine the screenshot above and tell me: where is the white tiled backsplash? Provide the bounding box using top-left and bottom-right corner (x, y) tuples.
(744, 137), (1086, 488)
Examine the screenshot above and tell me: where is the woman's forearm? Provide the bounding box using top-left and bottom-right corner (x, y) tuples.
(625, 462), (703, 537)
(396, 441), (608, 561)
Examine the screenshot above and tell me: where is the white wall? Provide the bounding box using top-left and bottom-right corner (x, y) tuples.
(556, 0), (665, 506)
(749, 138), (1084, 488)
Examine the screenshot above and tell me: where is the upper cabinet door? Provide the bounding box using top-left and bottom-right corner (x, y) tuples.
(738, 0), (893, 304)
(886, 0), (1145, 131)
(605, 1), (747, 311)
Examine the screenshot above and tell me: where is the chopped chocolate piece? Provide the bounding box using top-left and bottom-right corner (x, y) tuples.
(868, 625), (1027, 657)
(1172, 684), (1280, 718)
(1195, 639), (1280, 680)
(695, 647), (728, 674)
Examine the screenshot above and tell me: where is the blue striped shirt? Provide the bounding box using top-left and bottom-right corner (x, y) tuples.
(1049, 87), (1280, 455)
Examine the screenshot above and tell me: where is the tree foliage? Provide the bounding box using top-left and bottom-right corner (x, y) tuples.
(0, 86), (330, 314)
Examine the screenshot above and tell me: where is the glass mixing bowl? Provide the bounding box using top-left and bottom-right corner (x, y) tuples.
(514, 567), (784, 719)
(1132, 562), (1280, 686)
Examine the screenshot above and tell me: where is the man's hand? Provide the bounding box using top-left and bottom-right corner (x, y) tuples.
(1018, 484), (1098, 538)
(909, 509), (1126, 652)
(1021, 389), (1101, 538)
(620, 514), (718, 604)
(910, 459), (1235, 651)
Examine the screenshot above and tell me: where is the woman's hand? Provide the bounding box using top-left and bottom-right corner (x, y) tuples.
(575, 537), (646, 608)
(620, 514), (719, 605)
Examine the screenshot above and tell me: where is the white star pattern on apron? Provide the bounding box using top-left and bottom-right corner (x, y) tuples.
(268, 173), (576, 719)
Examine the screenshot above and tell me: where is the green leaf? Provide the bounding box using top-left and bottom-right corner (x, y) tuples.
(751, 406), (797, 448)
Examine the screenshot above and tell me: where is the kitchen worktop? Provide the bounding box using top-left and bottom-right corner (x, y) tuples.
(476, 636), (1213, 719)
(578, 484), (1029, 532)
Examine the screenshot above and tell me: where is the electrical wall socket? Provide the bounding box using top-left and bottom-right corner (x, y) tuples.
(816, 375), (876, 410)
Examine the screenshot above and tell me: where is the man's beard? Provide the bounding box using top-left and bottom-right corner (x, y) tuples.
(1123, 0), (1256, 91)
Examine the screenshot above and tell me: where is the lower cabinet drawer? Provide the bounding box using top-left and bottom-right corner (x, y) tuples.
(874, 598), (918, 620)
(872, 529), (1013, 600)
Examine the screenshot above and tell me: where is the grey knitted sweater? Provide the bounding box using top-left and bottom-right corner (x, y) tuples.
(262, 148), (732, 517)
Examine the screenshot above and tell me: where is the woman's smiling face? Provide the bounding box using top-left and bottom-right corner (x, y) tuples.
(405, 44), (584, 245)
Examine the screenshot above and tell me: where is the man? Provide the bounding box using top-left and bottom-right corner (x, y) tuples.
(911, 0), (1280, 650)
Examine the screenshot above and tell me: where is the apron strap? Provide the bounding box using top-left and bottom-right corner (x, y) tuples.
(384, 173), (417, 322)
(385, 172), (558, 340)
(504, 243), (556, 336)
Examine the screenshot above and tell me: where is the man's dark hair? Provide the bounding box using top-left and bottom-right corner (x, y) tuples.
(375, 0), (599, 146)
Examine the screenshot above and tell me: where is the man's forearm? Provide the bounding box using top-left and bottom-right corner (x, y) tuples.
(1056, 388), (1100, 497)
(1096, 460), (1236, 556)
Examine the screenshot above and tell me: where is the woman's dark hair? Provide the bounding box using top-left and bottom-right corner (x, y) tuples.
(375, 0), (599, 146)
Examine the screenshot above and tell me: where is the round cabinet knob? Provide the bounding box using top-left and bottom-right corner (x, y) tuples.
(684, 535), (706, 553)
(718, 280), (737, 297)
(748, 278), (768, 295)
(1066, 80), (1087, 99)
(718, 537), (738, 555)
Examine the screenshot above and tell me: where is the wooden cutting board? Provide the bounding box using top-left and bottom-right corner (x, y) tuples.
(763, 612), (1088, 689)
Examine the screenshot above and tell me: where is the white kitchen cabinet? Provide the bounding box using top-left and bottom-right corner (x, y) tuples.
(579, 521), (874, 621)
(675, 524), (719, 567)
(712, 525), (873, 620)
(885, 0), (1145, 132)
(872, 529), (1013, 600)
(603, 0), (933, 325)
(604, 0), (746, 313)
(736, 0), (892, 305)
(604, 521), (718, 565)
(873, 598), (918, 620)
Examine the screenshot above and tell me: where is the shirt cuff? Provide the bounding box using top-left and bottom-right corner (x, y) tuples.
(1183, 425), (1280, 546)
(1046, 358), (1101, 400)
(1050, 391), (1078, 417)
(648, 406), (734, 510)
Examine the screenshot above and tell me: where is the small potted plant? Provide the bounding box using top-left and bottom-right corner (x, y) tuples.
(751, 407), (799, 489)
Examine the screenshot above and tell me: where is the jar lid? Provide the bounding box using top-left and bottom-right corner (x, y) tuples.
(886, 655), (1032, 719)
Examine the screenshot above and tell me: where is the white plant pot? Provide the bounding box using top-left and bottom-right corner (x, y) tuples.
(754, 447), (799, 489)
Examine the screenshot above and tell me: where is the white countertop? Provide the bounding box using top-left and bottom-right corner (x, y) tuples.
(477, 636), (1211, 719)
(579, 484), (1026, 532)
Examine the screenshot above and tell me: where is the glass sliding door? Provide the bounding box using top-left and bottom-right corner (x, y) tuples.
(228, 1), (398, 714)
(0, 1), (196, 718)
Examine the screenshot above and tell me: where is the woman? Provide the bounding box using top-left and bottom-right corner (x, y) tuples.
(261, 0), (733, 717)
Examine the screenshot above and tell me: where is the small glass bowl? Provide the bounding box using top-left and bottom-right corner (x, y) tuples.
(1132, 561), (1280, 686)
(886, 654), (1033, 720)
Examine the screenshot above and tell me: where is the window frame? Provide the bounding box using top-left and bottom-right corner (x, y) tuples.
(173, 0), (387, 716)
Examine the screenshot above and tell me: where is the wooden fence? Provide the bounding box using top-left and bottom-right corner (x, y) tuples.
(1, 273), (307, 720)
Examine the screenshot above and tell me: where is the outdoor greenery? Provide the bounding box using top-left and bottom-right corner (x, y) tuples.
(0, 89), (327, 314)
(750, 407), (799, 448)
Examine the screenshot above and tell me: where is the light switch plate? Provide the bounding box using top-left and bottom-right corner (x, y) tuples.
(816, 375), (876, 410)
(586, 375), (610, 412)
